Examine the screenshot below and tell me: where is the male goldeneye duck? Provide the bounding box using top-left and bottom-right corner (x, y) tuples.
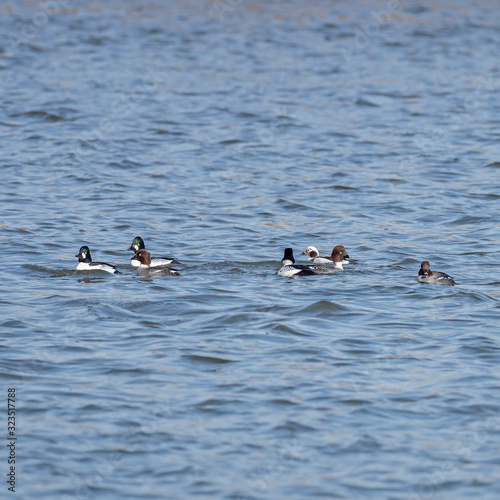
(301, 245), (351, 264)
(417, 261), (455, 286)
(278, 248), (319, 277)
(75, 246), (121, 274)
(128, 236), (181, 268)
(135, 250), (181, 276)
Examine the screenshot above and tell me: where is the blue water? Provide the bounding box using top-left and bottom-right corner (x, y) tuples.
(1, 1), (500, 499)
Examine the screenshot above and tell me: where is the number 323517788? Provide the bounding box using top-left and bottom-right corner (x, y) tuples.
(8, 388), (15, 434)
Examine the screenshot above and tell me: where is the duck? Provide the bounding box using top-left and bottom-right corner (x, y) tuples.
(278, 247), (344, 277)
(300, 245), (351, 264)
(75, 246), (121, 274)
(128, 236), (181, 268)
(135, 250), (181, 276)
(417, 261), (455, 286)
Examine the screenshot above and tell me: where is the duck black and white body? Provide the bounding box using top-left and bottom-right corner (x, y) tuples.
(301, 245), (351, 264)
(128, 236), (181, 268)
(75, 246), (121, 274)
(278, 248), (319, 277)
(135, 250), (181, 277)
(417, 261), (455, 286)
(278, 248), (344, 277)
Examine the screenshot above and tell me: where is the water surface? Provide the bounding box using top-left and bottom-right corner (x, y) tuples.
(1, 1), (500, 499)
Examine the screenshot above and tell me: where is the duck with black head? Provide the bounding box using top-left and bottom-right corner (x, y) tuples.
(128, 236), (181, 268)
(75, 246), (121, 274)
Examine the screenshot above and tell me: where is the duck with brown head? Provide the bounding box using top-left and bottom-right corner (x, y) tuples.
(135, 249), (181, 277)
(417, 261), (455, 286)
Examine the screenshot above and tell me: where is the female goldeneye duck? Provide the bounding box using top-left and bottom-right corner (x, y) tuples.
(128, 236), (181, 268)
(417, 261), (455, 286)
(135, 250), (181, 276)
(75, 246), (121, 274)
(301, 245), (351, 264)
(310, 246), (345, 272)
